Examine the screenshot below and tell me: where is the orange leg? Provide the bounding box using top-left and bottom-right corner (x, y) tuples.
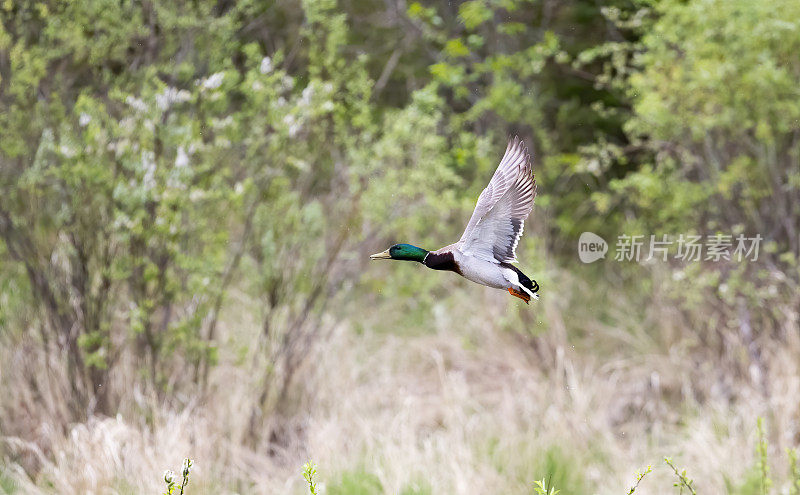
(507, 287), (530, 304)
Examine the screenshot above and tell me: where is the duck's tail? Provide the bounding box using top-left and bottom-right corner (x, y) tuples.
(502, 263), (540, 301)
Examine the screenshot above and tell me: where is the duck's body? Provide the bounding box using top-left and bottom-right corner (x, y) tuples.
(424, 245), (528, 291)
(371, 137), (539, 303)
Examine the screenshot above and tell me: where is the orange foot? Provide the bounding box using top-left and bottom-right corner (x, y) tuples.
(508, 287), (531, 304)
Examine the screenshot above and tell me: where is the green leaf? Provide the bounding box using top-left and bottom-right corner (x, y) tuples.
(458, 1), (493, 30)
(444, 38), (470, 58)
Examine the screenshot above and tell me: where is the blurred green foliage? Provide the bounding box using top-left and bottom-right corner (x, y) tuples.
(327, 468), (383, 495)
(0, 466), (16, 495)
(0, 0), (798, 450)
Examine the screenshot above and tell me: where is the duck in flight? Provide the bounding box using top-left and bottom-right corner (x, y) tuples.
(370, 136), (539, 303)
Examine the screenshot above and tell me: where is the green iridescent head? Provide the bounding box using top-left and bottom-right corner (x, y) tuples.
(370, 243), (428, 262)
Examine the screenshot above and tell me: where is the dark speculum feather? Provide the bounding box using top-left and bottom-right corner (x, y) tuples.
(423, 251), (462, 275)
(494, 218), (523, 261)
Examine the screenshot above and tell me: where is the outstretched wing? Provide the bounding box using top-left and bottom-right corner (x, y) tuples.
(457, 136), (536, 263)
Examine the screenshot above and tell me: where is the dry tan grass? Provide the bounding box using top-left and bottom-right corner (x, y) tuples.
(2, 267), (799, 494)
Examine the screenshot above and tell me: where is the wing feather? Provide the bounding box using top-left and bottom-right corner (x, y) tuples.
(457, 136), (536, 263)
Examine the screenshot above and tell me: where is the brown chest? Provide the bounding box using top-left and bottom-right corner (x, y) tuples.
(422, 251), (462, 275)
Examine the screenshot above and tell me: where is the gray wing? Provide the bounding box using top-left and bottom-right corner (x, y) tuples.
(457, 136), (536, 263)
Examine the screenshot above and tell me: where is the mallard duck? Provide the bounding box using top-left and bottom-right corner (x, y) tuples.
(370, 136), (539, 303)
